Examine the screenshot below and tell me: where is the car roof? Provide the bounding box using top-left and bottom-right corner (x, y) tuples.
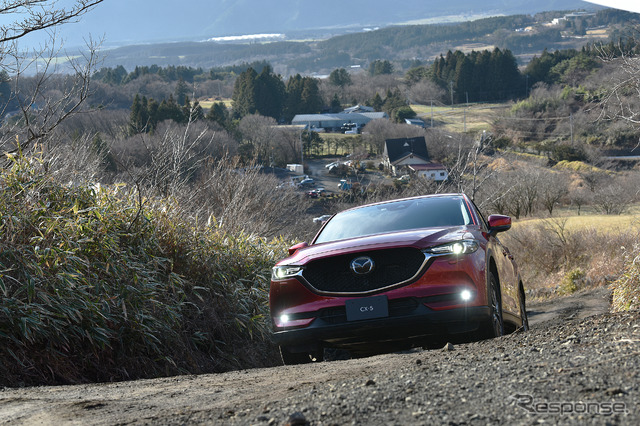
(337, 193), (469, 213)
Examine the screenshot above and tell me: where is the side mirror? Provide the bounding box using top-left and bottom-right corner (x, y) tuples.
(488, 214), (512, 234)
(288, 242), (309, 256)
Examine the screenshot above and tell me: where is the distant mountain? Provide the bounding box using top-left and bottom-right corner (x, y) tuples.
(10, 0), (597, 49)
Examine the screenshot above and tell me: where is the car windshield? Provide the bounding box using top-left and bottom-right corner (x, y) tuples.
(314, 196), (472, 244)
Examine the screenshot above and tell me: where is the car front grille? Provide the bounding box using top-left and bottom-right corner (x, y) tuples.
(301, 247), (427, 294)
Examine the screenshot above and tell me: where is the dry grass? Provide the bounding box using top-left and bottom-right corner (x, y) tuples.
(611, 245), (640, 312)
(503, 211), (640, 301)
(513, 210), (640, 234)
(0, 153), (288, 387)
(198, 98), (233, 109)
(410, 103), (509, 133)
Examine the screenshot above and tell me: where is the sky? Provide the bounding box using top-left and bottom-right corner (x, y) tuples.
(583, 0), (640, 14)
(0, 0), (634, 52)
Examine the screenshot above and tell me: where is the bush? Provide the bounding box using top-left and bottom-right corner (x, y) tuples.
(0, 153), (287, 387)
(560, 268), (586, 295)
(611, 245), (640, 312)
(501, 218), (636, 298)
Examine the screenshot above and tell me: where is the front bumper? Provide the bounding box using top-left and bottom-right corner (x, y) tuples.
(273, 303), (491, 350)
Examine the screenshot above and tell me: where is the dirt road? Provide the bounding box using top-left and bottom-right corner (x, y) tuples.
(1, 286), (638, 425)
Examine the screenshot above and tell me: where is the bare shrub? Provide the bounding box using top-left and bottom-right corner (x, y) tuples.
(538, 170), (569, 215)
(611, 244), (640, 312)
(502, 219), (638, 298)
(592, 173), (639, 215)
(238, 114), (279, 163)
(404, 80), (447, 105)
(189, 158), (312, 239)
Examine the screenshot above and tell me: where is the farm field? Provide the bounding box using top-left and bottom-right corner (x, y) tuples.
(411, 102), (510, 133)
(513, 205), (640, 233)
(198, 98), (233, 109)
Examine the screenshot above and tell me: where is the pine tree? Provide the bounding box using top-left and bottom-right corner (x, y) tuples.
(300, 77), (323, 114)
(329, 68), (352, 87)
(157, 95), (184, 123)
(255, 65), (285, 120)
(369, 93), (384, 111)
(129, 94), (149, 134)
(175, 78), (189, 106)
(454, 56), (473, 103)
(191, 100), (205, 121)
(0, 70), (11, 114)
(283, 74), (304, 122)
(232, 67), (258, 118)
(330, 94), (342, 113)
(206, 102), (229, 128)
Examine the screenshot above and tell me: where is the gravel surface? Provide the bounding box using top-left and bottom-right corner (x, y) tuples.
(1, 286), (638, 425)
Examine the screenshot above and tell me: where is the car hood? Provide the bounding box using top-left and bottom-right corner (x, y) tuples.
(280, 226), (476, 265)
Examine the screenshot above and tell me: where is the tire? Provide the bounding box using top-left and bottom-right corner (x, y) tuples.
(518, 285), (530, 332)
(279, 346), (322, 365)
(482, 272), (504, 339)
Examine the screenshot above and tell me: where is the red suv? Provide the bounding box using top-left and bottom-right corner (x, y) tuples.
(270, 194), (528, 364)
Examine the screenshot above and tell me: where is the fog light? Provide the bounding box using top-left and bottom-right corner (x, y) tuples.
(280, 314), (290, 324)
(460, 290), (472, 301)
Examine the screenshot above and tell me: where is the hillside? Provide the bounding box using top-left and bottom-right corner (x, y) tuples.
(93, 9), (640, 74)
(15, 0), (591, 50)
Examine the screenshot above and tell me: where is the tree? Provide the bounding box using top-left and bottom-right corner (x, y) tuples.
(598, 40), (640, 129)
(232, 67), (258, 118)
(206, 101), (229, 128)
(300, 77), (323, 114)
(369, 92), (384, 111)
(392, 106), (416, 122)
(175, 78), (189, 106)
(368, 60), (394, 76)
(129, 94), (149, 134)
(329, 94), (341, 113)
(329, 68), (352, 88)
(539, 171), (568, 215)
(157, 95), (183, 124)
(0, 69), (12, 114)
(0, 0), (104, 156)
(283, 74), (322, 121)
(254, 65), (285, 120)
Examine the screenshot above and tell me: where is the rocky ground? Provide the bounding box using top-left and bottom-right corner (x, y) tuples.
(0, 286), (638, 425)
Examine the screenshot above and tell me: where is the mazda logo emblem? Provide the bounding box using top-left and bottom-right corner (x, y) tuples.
(350, 256), (375, 275)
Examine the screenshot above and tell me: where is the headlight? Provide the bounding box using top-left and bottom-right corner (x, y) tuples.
(424, 240), (479, 255)
(272, 265), (303, 280)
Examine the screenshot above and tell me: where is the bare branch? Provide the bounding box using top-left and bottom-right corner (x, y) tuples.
(0, 1), (103, 44)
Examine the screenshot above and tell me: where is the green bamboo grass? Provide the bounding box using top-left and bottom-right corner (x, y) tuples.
(0, 153), (288, 387)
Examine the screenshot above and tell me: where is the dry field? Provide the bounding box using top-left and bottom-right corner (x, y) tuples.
(411, 103), (510, 133)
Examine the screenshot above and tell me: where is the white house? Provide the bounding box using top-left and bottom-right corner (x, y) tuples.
(409, 163), (449, 181)
(384, 136), (448, 181)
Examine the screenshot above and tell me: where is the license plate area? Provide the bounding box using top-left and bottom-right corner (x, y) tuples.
(345, 295), (389, 321)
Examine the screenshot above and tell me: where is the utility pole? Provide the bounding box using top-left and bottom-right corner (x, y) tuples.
(449, 81), (454, 108)
(570, 113), (574, 146)
(464, 92), (469, 132)
(300, 127), (304, 164)
(430, 100), (434, 128)
(464, 108), (466, 132)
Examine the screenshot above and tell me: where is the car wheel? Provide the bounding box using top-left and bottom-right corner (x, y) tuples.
(279, 346), (322, 365)
(482, 272), (504, 339)
(518, 285), (529, 332)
